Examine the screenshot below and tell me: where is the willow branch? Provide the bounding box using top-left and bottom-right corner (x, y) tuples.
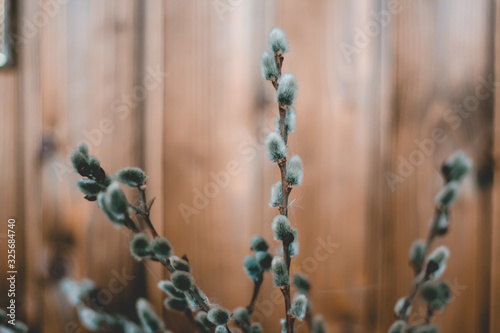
(270, 54), (294, 333)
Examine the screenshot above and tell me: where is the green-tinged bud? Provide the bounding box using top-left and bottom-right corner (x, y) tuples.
(388, 320), (406, 333)
(130, 233), (150, 260)
(71, 150), (90, 176)
(169, 256), (191, 272)
(280, 318), (287, 333)
(88, 156), (101, 175)
(195, 311), (214, 333)
(104, 182), (129, 220)
(97, 192), (125, 225)
(290, 294), (308, 320)
(276, 73), (297, 107)
(150, 237), (172, 261)
(171, 271), (193, 291)
(77, 307), (104, 331)
(394, 297), (411, 317)
(442, 151), (472, 183)
(186, 285), (207, 311)
(272, 215), (292, 241)
(426, 246), (450, 280)
(250, 235), (269, 252)
(260, 50), (279, 80)
(12, 322), (28, 333)
(118, 318), (143, 333)
(293, 274), (310, 294)
(77, 178), (105, 196)
(215, 326), (226, 333)
(61, 278), (97, 305)
(269, 181), (283, 208)
(164, 297), (187, 312)
(272, 256), (289, 286)
(409, 239), (426, 272)
(312, 315), (326, 333)
(207, 307), (231, 326)
(256, 251), (273, 271)
(275, 108), (296, 134)
(249, 323), (263, 333)
(434, 181), (460, 207)
(266, 132), (287, 162)
(114, 167), (147, 187)
(286, 155), (303, 186)
(421, 281), (451, 310)
(269, 27), (289, 55)
(136, 298), (164, 333)
(243, 255), (263, 282)
(430, 209), (449, 236)
(77, 142), (89, 159)
(157, 280), (185, 299)
(233, 307), (250, 328)
(282, 227), (299, 257)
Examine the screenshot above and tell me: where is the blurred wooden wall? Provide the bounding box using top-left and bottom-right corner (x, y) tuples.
(0, 0), (498, 332)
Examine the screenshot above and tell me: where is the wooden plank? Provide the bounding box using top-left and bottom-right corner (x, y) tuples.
(142, 0), (166, 310)
(17, 0), (44, 328)
(371, 0), (495, 332)
(490, 0), (500, 330)
(0, 70), (22, 313)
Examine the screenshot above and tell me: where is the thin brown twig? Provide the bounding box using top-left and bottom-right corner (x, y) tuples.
(270, 54), (295, 333)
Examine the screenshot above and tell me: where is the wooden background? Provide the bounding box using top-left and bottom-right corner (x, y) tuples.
(0, 0), (498, 332)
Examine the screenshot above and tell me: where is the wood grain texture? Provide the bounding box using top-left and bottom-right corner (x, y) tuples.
(0, 0), (497, 332)
(491, 0), (500, 330)
(370, 0), (495, 332)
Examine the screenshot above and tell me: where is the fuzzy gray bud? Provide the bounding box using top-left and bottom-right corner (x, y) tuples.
(71, 150), (90, 176)
(420, 281), (451, 310)
(434, 181), (460, 207)
(260, 50), (279, 80)
(409, 239), (426, 272)
(266, 132), (287, 162)
(158, 280), (185, 299)
(268, 27), (289, 55)
(77, 178), (104, 196)
(256, 251), (273, 271)
(207, 307), (231, 326)
(394, 297), (411, 317)
(293, 274), (310, 294)
(286, 155), (303, 186)
(426, 246), (450, 280)
(388, 320), (406, 333)
(170, 256), (191, 272)
(130, 233), (151, 260)
(249, 323), (263, 333)
(171, 271), (193, 291)
(195, 312), (214, 333)
(269, 181), (283, 207)
(272, 215), (292, 241)
(164, 298), (187, 312)
(243, 255), (263, 282)
(276, 73), (297, 107)
(442, 151), (472, 183)
(104, 182), (129, 221)
(312, 315), (326, 333)
(272, 256), (289, 286)
(114, 167), (147, 187)
(150, 237), (172, 261)
(290, 294), (308, 320)
(233, 307), (250, 328)
(136, 298), (164, 333)
(250, 235), (269, 252)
